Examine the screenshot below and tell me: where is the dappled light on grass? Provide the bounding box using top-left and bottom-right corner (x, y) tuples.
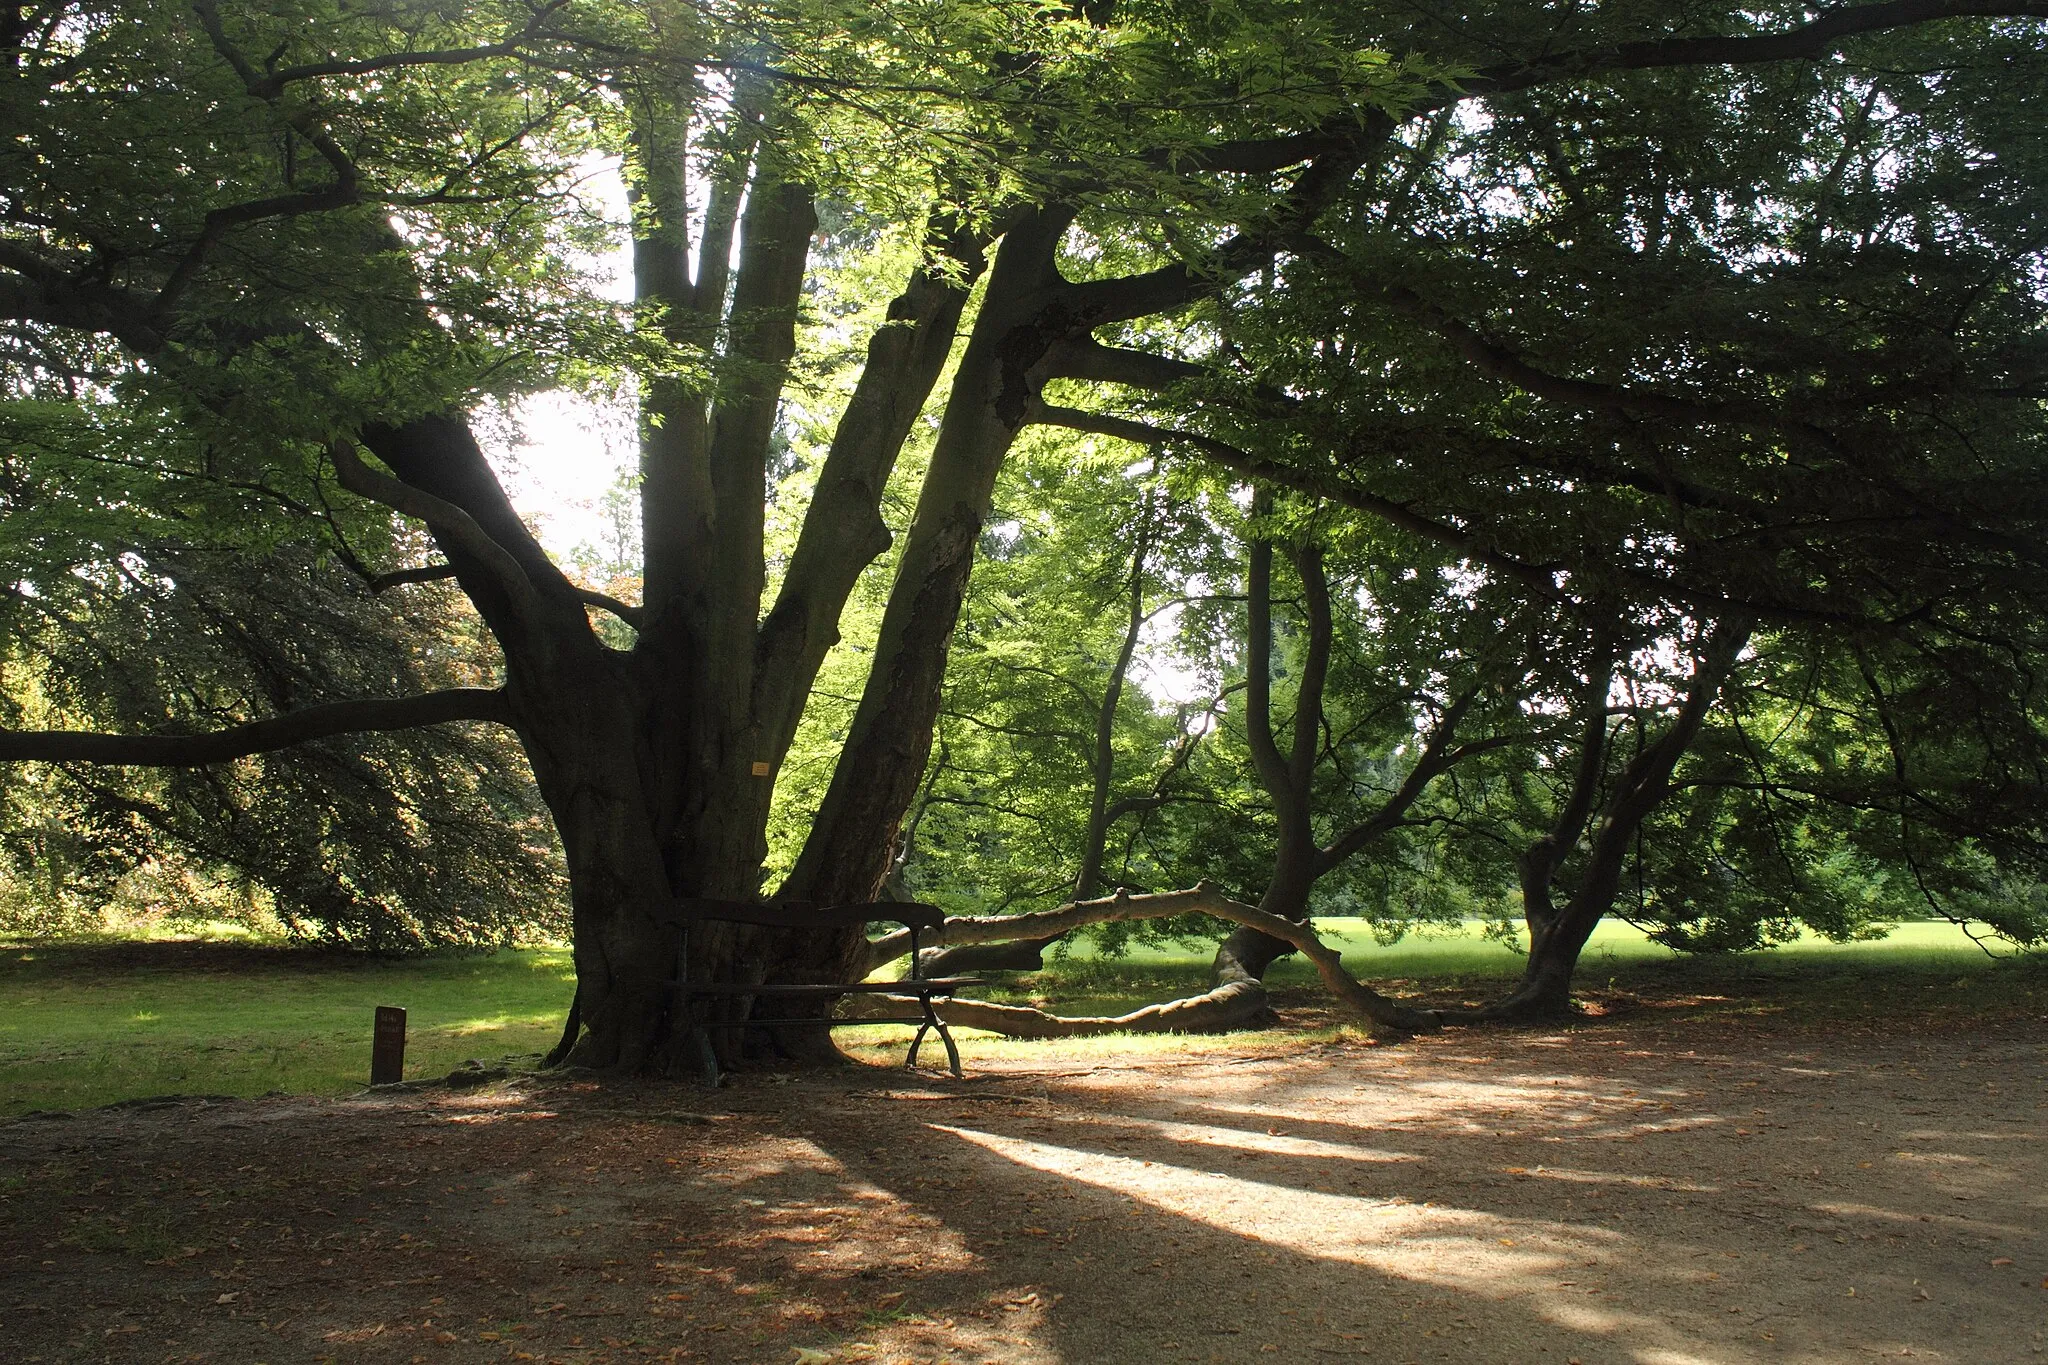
(445, 1010), (564, 1034)
(0, 944), (575, 1112)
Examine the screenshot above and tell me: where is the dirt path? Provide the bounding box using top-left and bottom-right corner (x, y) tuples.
(3, 1013), (2044, 1365)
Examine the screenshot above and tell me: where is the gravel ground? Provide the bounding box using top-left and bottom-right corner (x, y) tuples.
(3, 1008), (2043, 1365)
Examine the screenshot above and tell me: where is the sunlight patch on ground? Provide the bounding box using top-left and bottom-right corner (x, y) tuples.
(1808, 1200), (2036, 1237)
(442, 1012), (560, 1034)
(1186, 1073), (1692, 1140)
(929, 1121), (1610, 1282)
(1095, 1114), (1423, 1166)
(923, 1119), (1824, 1364)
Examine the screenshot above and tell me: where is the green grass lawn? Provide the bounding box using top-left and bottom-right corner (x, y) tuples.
(0, 942), (574, 1116)
(959, 917), (2022, 1015)
(0, 920), (2033, 1115)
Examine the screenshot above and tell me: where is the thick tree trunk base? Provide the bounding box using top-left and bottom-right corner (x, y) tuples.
(543, 988), (582, 1067)
(1442, 969), (1577, 1025)
(1211, 924), (1294, 986)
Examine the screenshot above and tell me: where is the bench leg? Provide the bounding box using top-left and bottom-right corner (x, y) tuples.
(906, 1014), (931, 1071)
(934, 1014), (963, 1081)
(692, 1025), (720, 1088)
(907, 996), (963, 1080)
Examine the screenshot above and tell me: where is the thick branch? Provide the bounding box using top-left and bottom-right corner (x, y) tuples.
(1380, 286), (1833, 449)
(866, 883), (1441, 1034)
(1067, 500), (1159, 901)
(1243, 519), (1292, 808)
(1471, 1), (2048, 96)
(752, 215), (994, 758)
(1046, 338), (1216, 392)
(362, 563), (459, 592)
(575, 587), (643, 629)
(1314, 692), (1492, 875)
(1158, 3), (2048, 177)
(1520, 634), (1622, 903)
(328, 437), (549, 625)
(0, 688), (511, 766)
(1285, 540), (1333, 794)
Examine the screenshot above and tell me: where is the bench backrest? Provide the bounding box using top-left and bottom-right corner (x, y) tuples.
(655, 898), (944, 933)
(656, 898), (947, 984)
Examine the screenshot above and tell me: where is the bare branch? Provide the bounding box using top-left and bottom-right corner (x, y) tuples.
(376, 564), (463, 594)
(1028, 401), (1567, 595)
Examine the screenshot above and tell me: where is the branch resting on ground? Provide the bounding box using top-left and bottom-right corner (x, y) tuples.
(862, 883), (1440, 1037)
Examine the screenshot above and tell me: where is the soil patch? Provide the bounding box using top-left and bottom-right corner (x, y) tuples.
(3, 1011), (2044, 1364)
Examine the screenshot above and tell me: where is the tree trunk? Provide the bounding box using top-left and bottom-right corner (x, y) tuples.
(785, 206), (1077, 908)
(1209, 521), (1327, 998)
(1478, 618), (1752, 1020)
(528, 200), (1000, 1070)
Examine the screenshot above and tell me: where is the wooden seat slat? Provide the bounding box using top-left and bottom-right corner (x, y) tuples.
(678, 978), (977, 996)
(652, 898), (945, 933)
(664, 899), (967, 1082)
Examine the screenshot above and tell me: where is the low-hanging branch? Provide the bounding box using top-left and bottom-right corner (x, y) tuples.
(865, 883), (1441, 1035)
(343, 549), (641, 628)
(1029, 402), (1878, 628)
(0, 688), (512, 766)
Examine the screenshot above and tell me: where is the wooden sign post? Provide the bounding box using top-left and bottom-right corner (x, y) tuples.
(370, 1005), (407, 1086)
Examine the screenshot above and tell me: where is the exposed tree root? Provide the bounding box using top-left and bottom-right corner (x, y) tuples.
(544, 986), (582, 1067)
(1438, 982), (1576, 1024)
(863, 883), (1440, 1038)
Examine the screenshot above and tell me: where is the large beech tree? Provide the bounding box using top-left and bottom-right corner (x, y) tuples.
(4, 1), (2046, 1066)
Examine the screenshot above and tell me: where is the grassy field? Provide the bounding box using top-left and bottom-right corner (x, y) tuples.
(942, 917), (2018, 1011)
(1, 920), (2034, 1115)
(0, 942), (574, 1116)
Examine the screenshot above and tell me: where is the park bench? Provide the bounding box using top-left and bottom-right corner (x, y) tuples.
(656, 898), (974, 1085)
